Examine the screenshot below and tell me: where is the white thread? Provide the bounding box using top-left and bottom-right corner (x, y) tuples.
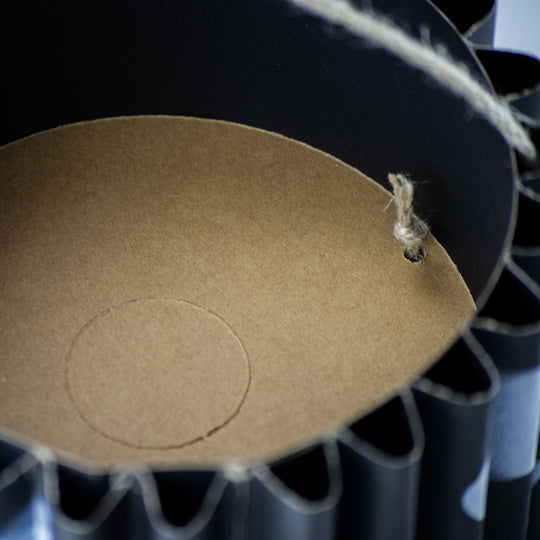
(388, 172), (429, 261)
(290, 0), (537, 161)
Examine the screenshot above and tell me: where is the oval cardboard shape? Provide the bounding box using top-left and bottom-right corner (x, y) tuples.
(0, 116), (475, 465)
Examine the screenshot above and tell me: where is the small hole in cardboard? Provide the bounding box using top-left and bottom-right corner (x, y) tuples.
(404, 247), (426, 263)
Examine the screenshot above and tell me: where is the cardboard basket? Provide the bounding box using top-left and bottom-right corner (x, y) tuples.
(1, 1), (540, 538)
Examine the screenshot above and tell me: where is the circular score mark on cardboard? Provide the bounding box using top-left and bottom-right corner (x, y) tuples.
(65, 298), (251, 449)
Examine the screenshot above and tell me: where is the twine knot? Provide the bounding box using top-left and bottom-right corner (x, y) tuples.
(388, 172), (429, 262)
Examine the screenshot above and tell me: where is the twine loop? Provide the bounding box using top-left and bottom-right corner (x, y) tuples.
(290, 0), (537, 163)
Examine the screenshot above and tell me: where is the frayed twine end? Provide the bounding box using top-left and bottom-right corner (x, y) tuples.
(388, 172), (429, 262)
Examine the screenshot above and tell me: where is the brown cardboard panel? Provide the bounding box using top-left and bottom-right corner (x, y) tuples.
(0, 116), (475, 467)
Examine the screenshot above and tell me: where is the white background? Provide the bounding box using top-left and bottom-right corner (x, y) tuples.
(495, 0), (540, 58)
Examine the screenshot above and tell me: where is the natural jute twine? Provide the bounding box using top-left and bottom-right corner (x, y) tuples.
(388, 173), (429, 262)
(290, 0), (537, 162)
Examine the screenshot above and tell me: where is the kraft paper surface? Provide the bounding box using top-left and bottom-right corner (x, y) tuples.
(0, 116), (475, 466)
